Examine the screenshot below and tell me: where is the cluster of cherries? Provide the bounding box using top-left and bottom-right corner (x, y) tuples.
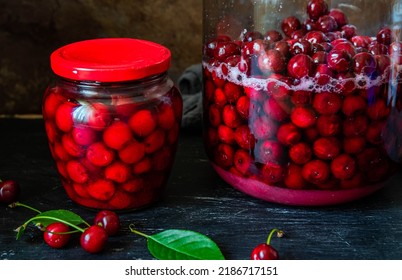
(203, 0), (400, 191)
(42, 83), (182, 210)
(44, 210), (120, 253)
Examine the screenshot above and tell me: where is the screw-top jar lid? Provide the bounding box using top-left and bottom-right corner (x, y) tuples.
(50, 38), (171, 82)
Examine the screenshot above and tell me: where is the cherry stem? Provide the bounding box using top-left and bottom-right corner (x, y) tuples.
(266, 228), (284, 245)
(22, 216), (86, 233)
(129, 224), (149, 239)
(9, 202), (42, 214)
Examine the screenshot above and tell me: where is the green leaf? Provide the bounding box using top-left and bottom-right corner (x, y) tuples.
(33, 210), (87, 227)
(146, 229), (225, 260)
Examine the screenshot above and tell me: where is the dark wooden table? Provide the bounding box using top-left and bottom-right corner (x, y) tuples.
(1, 118), (402, 260)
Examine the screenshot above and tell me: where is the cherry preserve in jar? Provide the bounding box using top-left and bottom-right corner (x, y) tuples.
(43, 38), (183, 210)
(203, 0), (402, 206)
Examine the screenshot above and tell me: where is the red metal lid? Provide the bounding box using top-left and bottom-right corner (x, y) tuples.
(50, 38), (171, 82)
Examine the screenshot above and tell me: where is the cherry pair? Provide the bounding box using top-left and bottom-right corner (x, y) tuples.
(44, 210), (120, 253)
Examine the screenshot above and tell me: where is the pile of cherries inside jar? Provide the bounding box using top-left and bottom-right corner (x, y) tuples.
(42, 83), (182, 210)
(203, 0), (401, 192)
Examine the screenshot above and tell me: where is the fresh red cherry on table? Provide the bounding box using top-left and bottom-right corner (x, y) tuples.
(44, 222), (71, 249)
(251, 229), (284, 260)
(80, 225), (108, 253)
(0, 179), (20, 204)
(94, 210), (120, 236)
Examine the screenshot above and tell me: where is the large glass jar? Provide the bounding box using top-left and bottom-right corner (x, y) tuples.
(43, 38), (182, 210)
(202, 0), (402, 206)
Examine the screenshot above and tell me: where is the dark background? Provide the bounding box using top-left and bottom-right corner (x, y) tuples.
(0, 0), (202, 115)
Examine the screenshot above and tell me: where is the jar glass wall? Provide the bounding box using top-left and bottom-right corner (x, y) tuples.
(202, 0), (402, 205)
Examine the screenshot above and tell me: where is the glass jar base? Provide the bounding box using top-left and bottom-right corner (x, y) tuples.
(212, 164), (386, 206)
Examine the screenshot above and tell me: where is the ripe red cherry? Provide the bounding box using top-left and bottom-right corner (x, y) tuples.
(234, 125), (255, 150)
(307, 0), (329, 21)
(224, 81), (242, 103)
(312, 92), (342, 115)
(222, 105), (242, 128)
(0, 179), (20, 204)
(94, 210), (120, 236)
(119, 140), (145, 164)
(157, 104), (176, 130)
(43, 91), (64, 119)
(316, 114), (342, 136)
(213, 41), (241, 62)
(214, 143), (234, 168)
(331, 154), (357, 180)
(251, 243), (279, 260)
(234, 149), (252, 175)
(289, 142), (312, 165)
(353, 52), (377, 75)
(250, 115), (278, 140)
(86, 103), (111, 131)
(105, 161), (130, 183)
(103, 121), (132, 150)
(287, 54), (314, 79)
(263, 98), (289, 122)
(258, 49), (286, 74)
(66, 160), (89, 184)
(281, 16), (302, 37)
(314, 64), (334, 85)
(80, 225), (108, 253)
(377, 27), (394, 45)
(329, 8), (348, 27)
(236, 95), (250, 119)
(264, 30), (283, 43)
(243, 31), (264, 42)
(302, 159), (330, 184)
(87, 179), (116, 201)
(284, 163), (307, 189)
(86, 142), (115, 167)
(290, 107), (317, 128)
(218, 125), (235, 145)
(55, 102), (76, 132)
(342, 95), (367, 116)
(313, 137), (341, 160)
(261, 162), (284, 184)
(277, 122), (302, 146)
(343, 136), (366, 154)
(327, 49), (352, 73)
(290, 40), (312, 55)
(44, 222), (71, 249)
(251, 229), (283, 260)
(129, 109), (157, 137)
(256, 140), (284, 164)
(72, 126), (97, 146)
(318, 15), (338, 33)
(341, 24), (357, 39)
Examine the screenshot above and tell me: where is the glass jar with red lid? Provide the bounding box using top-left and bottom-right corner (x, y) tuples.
(202, 0), (402, 206)
(42, 38), (182, 210)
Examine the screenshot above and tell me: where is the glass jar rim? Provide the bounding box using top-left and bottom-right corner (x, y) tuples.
(50, 38), (171, 82)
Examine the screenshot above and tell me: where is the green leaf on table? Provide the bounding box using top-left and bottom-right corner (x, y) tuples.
(33, 209), (86, 227)
(146, 229), (225, 260)
(15, 209), (87, 240)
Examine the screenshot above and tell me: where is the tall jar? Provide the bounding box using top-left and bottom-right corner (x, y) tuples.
(202, 0), (402, 206)
(42, 38), (183, 210)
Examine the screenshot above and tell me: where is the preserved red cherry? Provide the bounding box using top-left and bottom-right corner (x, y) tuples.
(329, 8), (348, 27)
(281, 16), (302, 37)
(287, 54), (314, 79)
(307, 0), (329, 21)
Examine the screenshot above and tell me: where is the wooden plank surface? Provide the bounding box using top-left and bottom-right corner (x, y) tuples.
(1, 118), (402, 260)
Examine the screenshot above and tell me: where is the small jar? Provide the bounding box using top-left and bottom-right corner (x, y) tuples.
(202, 0), (402, 206)
(42, 38), (183, 210)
